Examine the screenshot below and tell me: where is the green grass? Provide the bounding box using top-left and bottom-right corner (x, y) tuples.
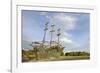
(23, 56), (90, 62)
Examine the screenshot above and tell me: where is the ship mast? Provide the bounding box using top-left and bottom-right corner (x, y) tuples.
(57, 28), (61, 51)
(50, 24), (55, 46)
(42, 22), (49, 46)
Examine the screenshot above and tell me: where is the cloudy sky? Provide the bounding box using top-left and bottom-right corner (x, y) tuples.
(22, 10), (90, 52)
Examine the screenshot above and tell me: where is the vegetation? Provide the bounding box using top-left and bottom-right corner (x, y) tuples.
(65, 51), (90, 56)
(22, 45), (90, 62)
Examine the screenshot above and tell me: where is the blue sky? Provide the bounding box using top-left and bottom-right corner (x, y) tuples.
(22, 10), (90, 52)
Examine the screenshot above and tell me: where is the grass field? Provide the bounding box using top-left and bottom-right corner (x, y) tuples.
(27, 56), (90, 62)
(51, 56), (90, 61)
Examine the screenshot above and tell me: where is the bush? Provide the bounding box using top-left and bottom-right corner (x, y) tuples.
(65, 52), (90, 56)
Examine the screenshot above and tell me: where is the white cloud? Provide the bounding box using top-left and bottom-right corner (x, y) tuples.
(61, 37), (72, 43)
(51, 13), (77, 30)
(40, 12), (77, 31)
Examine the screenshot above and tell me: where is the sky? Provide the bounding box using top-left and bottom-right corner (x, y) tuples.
(22, 10), (90, 52)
